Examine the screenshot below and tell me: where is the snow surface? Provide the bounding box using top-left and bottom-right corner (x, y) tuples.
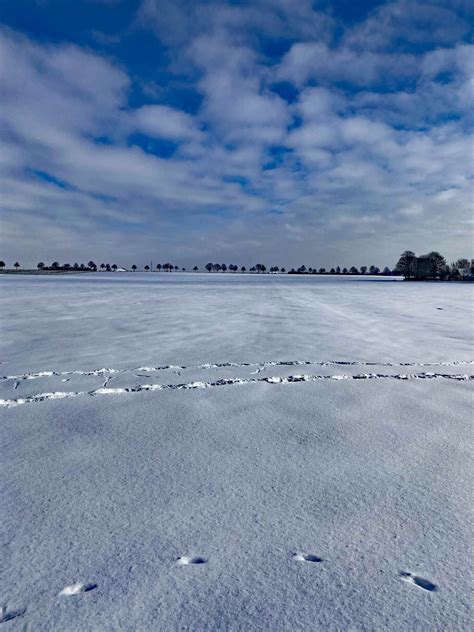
(0, 273), (472, 630)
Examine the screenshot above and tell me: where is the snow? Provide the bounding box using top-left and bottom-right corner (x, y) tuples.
(0, 273), (472, 630)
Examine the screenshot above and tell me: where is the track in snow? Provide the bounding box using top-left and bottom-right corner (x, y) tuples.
(0, 369), (472, 408)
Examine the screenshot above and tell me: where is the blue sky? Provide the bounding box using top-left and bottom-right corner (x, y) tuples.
(0, 0), (472, 269)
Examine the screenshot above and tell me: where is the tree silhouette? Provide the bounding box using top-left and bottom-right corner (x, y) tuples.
(174, 266), (178, 271)
(112, 264), (118, 271)
(382, 267), (391, 275)
(100, 263), (105, 271)
(241, 266), (246, 273)
(14, 262), (20, 269)
(156, 264), (162, 272)
(336, 266), (341, 274)
(350, 266), (358, 274)
(144, 265), (150, 271)
(37, 262), (45, 270)
(342, 267), (348, 274)
(0, 261), (5, 270)
(330, 268), (335, 274)
(221, 263), (227, 272)
(319, 268), (326, 274)
(193, 266), (198, 271)
(395, 251), (416, 279)
(424, 252), (447, 278)
(360, 266), (367, 274)
(369, 265), (380, 274)
(74, 263), (80, 270)
(213, 263), (221, 272)
(64, 263), (71, 270)
(281, 267), (285, 273)
(51, 261), (60, 270)
(80, 263), (86, 270)
(250, 266), (256, 272)
(132, 265), (137, 271)
(182, 268), (185, 271)
(205, 262), (213, 273)
(88, 261), (96, 270)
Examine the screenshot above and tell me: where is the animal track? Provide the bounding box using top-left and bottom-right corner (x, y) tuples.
(177, 556), (207, 565)
(0, 371), (472, 408)
(400, 571), (437, 592)
(2, 359), (472, 383)
(0, 605), (26, 623)
(293, 553), (323, 563)
(58, 582), (98, 596)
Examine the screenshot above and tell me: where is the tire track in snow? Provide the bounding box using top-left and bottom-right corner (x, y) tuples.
(1, 372), (472, 408)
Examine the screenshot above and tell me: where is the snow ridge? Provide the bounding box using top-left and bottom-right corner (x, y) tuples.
(0, 371), (472, 408)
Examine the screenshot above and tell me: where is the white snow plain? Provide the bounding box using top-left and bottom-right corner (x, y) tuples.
(0, 272), (472, 630)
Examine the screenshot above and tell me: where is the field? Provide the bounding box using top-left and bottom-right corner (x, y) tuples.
(1, 273), (472, 630)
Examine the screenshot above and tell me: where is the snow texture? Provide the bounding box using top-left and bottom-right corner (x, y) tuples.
(0, 273), (472, 630)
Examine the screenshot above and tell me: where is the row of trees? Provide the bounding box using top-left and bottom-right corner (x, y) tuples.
(2, 256), (471, 280)
(396, 251), (473, 280)
(287, 265), (393, 275)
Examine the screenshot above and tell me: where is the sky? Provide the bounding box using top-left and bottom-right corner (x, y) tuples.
(0, 0), (473, 269)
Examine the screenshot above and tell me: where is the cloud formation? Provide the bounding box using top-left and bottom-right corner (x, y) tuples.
(0, 0), (472, 268)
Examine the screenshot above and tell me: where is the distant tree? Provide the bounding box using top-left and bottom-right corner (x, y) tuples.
(193, 266), (198, 271)
(144, 265), (150, 271)
(280, 267), (285, 273)
(156, 263), (162, 272)
(174, 266), (178, 271)
(0, 261), (5, 270)
(14, 262), (20, 269)
(80, 263), (86, 270)
(250, 266), (256, 272)
(37, 262), (45, 270)
(330, 268), (335, 274)
(336, 266), (341, 274)
(51, 261), (60, 270)
(241, 266), (246, 273)
(182, 268), (186, 271)
(423, 251), (447, 278)
(105, 264), (111, 271)
(205, 262), (213, 273)
(342, 267), (348, 274)
(382, 267), (392, 275)
(112, 264), (118, 271)
(88, 261), (97, 270)
(213, 263), (221, 272)
(319, 268), (326, 274)
(289, 268), (296, 274)
(299, 265), (306, 274)
(395, 251), (416, 279)
(132, 265), (137, 271)
(100, 263), (105, 271)
(369, 265), (380, 274)
(64, 263), (71, 270)
(74, 263), (80, 270)
(221, 263), (227, 272)
(360, 266), (367, 274)
(350, 266), (358, 274)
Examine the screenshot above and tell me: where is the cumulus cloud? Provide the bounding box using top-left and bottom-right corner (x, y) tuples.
(0, 0), (473, 269)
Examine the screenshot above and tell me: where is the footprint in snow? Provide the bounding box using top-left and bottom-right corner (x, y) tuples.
(400, 571), (437, 592)
(59, 582), (97, 596)
(177, 556), (207, 566)
(0, 605), (26, 623)
(292, 553), (323, 563)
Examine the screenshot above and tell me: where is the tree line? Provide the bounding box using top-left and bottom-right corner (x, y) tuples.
(1, 254), (472, 279)
(396, 251), (473, 280)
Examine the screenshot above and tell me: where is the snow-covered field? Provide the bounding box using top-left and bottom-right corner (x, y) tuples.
(1, 273), (472, 630)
